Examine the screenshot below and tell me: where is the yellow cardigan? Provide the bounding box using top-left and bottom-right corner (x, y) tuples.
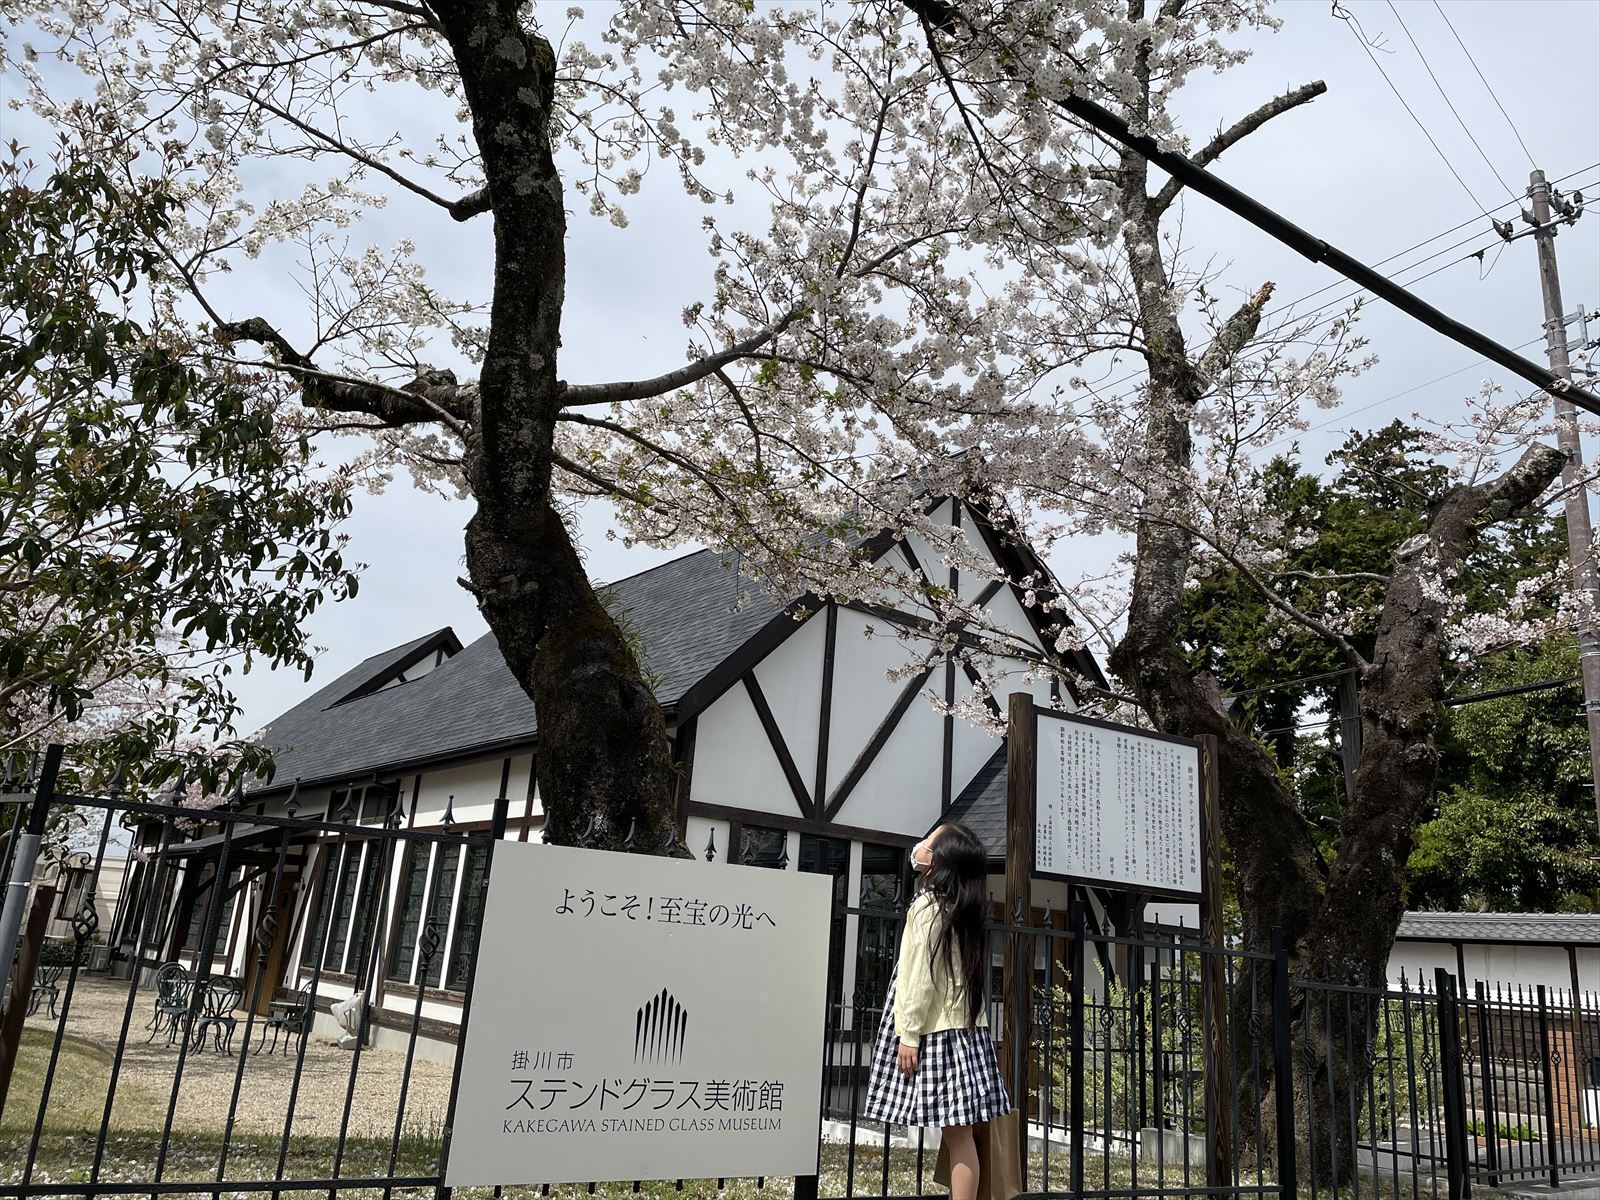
(893, 892), (986, 1046)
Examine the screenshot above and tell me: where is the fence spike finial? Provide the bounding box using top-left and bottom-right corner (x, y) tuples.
(704, 827), (717, 862)
(577, 814), (598, 848)
(285, 777), (301, 817)
(623, 819), (638, 852)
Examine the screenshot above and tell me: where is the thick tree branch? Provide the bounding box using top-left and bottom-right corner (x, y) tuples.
(560, 310), (798, 407)
(1152, 81), (1327, 214)
(1197, 281), (1275, 384)
(217, 316), (474, 431)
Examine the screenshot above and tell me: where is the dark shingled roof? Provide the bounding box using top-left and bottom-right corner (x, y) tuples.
(1396, 912), (1600, 946)
(254, 550), (780, 792)
(945, 744), (1009, 862)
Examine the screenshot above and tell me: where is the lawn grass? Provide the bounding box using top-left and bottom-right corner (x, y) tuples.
(1, 1026), (167, 1135)
(2, 1030), (1438, 1199)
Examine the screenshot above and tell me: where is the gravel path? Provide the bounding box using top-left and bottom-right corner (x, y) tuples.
(25, 975), (455, 1141)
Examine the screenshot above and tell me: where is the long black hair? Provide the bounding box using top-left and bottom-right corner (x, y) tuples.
(919, 822), (989, 1028)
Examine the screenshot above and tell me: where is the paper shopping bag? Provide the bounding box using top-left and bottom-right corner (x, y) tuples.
(931, 1112), (1024, 1200)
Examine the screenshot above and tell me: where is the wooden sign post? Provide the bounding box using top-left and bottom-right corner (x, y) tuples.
(1000, 692), (1036, 1168)
(1003, 695), (1229, 1188)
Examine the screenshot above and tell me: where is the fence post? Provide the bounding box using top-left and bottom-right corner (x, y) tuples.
(1434, 969), (1470, 1200)
(1069, 891), (1086, 1199)
(1199, 734), (1233, 1191)
(1536, 984), (1561, 1188)
(1269, 928), (1297, 1200)
(0, 744), (62, 1003)
(1474, 982), (1500, 1188)
(0, 883), (56, 1119)
(795, 881), (841, 1200)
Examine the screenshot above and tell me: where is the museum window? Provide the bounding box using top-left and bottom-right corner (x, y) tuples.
(302, 845), (340, 969)
(856, 843), (905, 1003)
(387, 844), (431, 984)
(318, 843), (377, 974)
(343, 843), (385, 980)
(180, 863), (241, 956)
(800, 834), (850, 992)
(445, 843), (490, 991)
(739, 824), (787, 869)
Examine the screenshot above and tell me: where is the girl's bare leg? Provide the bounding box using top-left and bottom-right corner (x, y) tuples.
(943, 1124), (979, 1200)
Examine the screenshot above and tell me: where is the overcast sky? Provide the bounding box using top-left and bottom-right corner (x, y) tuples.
(125, 0), (1600, 734)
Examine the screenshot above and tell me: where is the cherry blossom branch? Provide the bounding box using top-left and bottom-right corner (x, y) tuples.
(559, 310), (798, 407)
(552, 450), (673, 516)
(1178, 518), (1371, 670)
(249, 93), (487, 222)
(1151, 82), (1327, 214)
(1271, 569), (1392, 586)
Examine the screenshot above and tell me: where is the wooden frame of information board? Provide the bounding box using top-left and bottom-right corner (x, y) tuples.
(1025, 704), (1207, 901)
(1001, 693), (1230, 1188)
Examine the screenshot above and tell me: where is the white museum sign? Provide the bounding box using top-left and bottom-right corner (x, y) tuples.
(1033, 709), (1204, 899)
(444, 841), (833, 1187)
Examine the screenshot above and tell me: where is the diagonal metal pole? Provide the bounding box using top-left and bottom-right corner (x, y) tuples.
(904, 0), (1600, 414)
(0, 744), (63, 1007)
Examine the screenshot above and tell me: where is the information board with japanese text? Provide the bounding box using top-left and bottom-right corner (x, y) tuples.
(445, 841), (832, 1187)
(1034, 710), (1204, 898)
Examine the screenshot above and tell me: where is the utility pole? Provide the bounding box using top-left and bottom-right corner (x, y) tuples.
(1527, 168), (1600, 833)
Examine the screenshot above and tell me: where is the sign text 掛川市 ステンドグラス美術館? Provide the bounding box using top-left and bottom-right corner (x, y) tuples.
(444, 840), (833, 1188)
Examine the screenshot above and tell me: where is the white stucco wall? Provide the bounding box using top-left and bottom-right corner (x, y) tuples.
(1388, 937), (1600, 995)
(411, 756), (513, 826)
(688, 679), (799, 818)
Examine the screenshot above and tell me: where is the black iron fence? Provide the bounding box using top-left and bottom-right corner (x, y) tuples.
(3, 773), (1599, 1199)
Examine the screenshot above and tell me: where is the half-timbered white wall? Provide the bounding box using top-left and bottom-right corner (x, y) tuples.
(689, 499), (1072, 841)
(134, 498), (1092, 1060)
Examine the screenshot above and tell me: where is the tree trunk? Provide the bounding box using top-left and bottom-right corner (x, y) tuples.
(436, 1), (676, 853)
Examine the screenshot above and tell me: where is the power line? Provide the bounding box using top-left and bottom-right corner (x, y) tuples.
(1071, 164), (1600, 410)
(1223, 667), (1355, 701)
(1445, 675), (1583, 708)
(1334, 1), (1493, 215)
(1252, 334), (1547, 456)
(1432, 0), (1539, 171)
(1084, 172), (1596, 457)
(1385, 0), (1518, 201)
(1253, 676), (1583, 739)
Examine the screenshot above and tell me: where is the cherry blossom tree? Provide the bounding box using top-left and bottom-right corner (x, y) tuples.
(902, 0), (1579, 1166)
(2, 0), (1110, 852)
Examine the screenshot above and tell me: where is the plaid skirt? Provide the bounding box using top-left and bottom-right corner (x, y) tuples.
(860, 975), (1012, 1129)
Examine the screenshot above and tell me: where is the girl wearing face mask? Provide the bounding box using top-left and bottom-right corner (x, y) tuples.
(860, 822), (1011, 1200)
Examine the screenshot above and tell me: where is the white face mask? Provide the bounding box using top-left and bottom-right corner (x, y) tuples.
(910, 837), (934, 873)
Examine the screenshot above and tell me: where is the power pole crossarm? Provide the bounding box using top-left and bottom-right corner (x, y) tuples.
(1528, 168), (1600, 834)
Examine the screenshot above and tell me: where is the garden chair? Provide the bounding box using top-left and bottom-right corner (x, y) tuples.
(27, 959), (65, 1020)
(146, 963), (192, 1044)
(191, 976), (244, 1054)
(256, 980), (315, 1056)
